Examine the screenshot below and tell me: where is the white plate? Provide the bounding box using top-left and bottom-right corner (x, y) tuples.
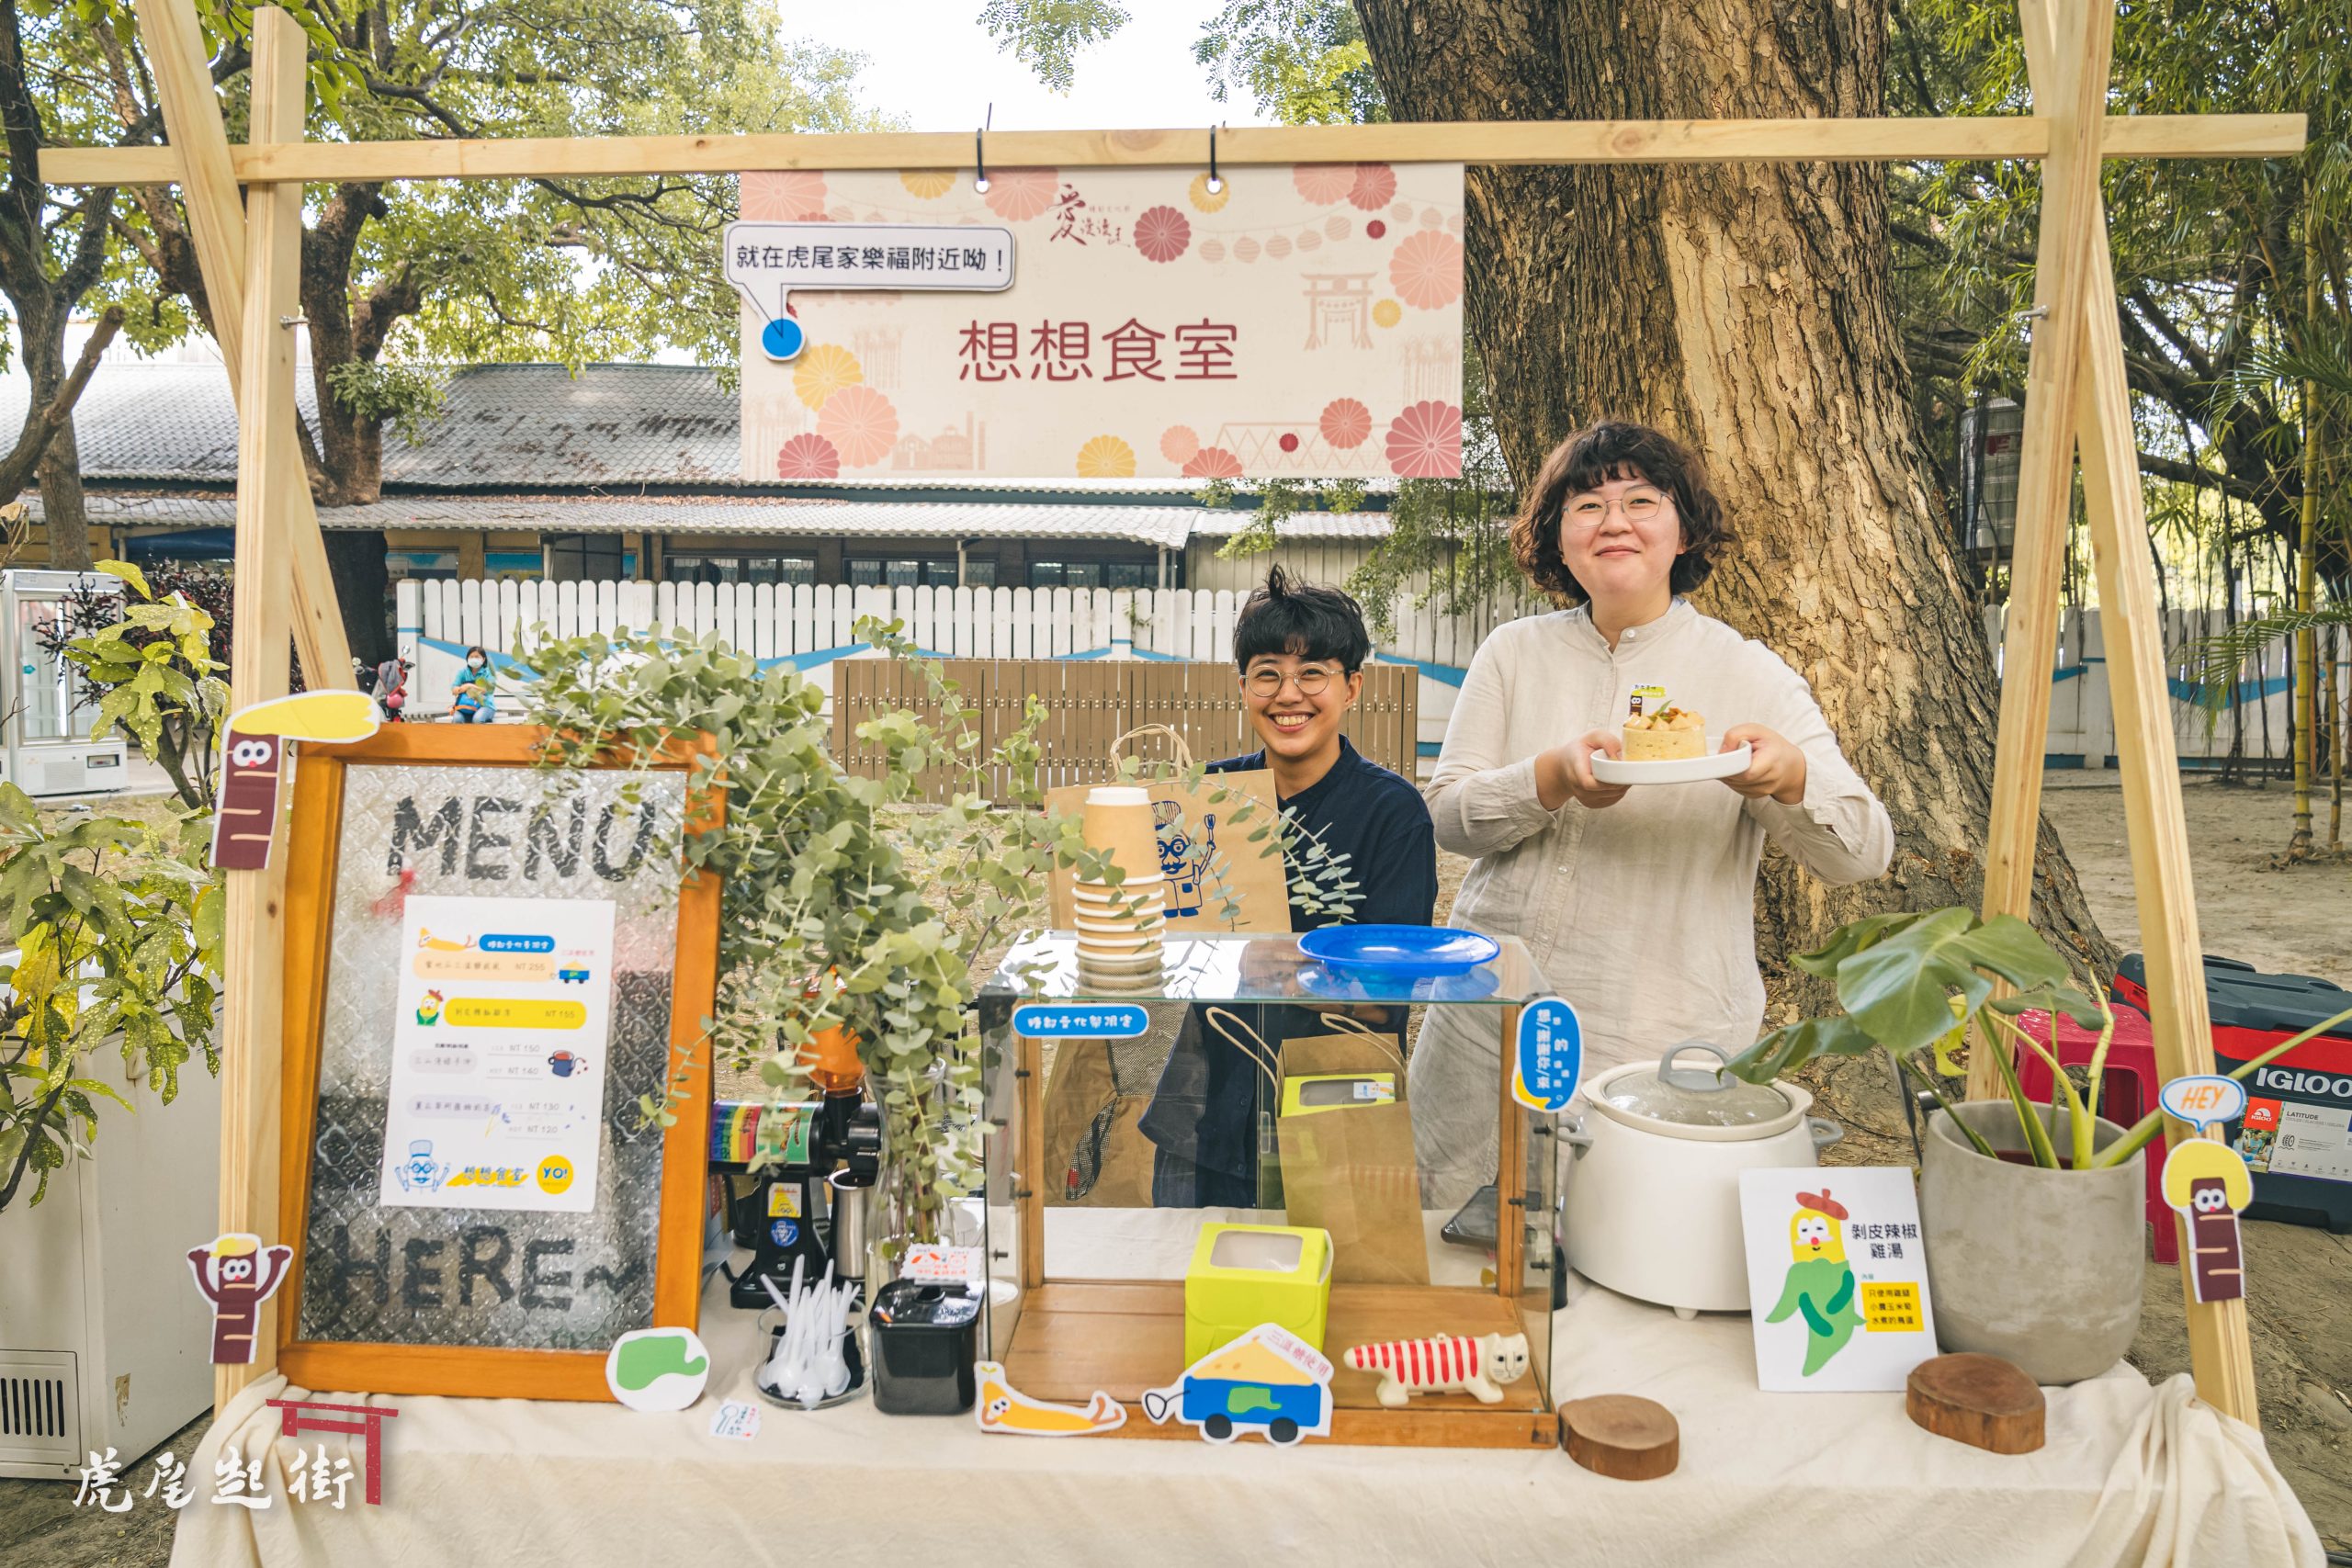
(1591, 742), (1751, 785)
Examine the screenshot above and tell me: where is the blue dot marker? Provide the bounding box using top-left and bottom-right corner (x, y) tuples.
(762, 316), (805, 361)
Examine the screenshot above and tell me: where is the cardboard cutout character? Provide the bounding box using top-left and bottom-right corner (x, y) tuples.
(2161, 1137), (2254, 1303)
(187, 1233), (295, 1363)
(209, 690), (381, 870)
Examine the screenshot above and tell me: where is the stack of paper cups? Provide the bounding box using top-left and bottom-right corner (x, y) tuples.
(1075, 785), (1165, 987)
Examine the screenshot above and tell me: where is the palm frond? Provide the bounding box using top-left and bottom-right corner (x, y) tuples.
(2177, 605), (2352, 731)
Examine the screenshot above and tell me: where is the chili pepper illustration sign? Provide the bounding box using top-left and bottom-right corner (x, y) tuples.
(210, 690), (380, 870)
(187, 1233), (295, 1363)
(2161, 1137), (2253, 1303)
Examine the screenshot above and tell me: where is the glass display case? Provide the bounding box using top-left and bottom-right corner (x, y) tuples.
(977, 931), (1559, 1447)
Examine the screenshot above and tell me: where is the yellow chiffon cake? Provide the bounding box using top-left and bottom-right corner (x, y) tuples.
(1623, 703), (1707, 761)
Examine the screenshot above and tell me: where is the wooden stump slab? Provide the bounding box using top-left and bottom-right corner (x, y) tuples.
(1906, 1352), (2045, 1454)
(1558, 1394), (1679, 1480)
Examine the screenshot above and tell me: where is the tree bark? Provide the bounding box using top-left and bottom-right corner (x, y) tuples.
(1357, 0), (2113, 1134)
(324, 529), (391, 673)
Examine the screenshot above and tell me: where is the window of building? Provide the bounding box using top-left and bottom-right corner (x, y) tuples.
(847, 557), (959, 587)
(1028, 558), (1165, 590)
(664, 553), (818, 587)
(545, 533), (623, 582)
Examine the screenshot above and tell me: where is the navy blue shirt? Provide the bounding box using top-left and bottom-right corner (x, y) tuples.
(1206, 735), (1438, 930)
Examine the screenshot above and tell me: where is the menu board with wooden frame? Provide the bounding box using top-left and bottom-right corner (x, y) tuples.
(274, 725), (720, 1400)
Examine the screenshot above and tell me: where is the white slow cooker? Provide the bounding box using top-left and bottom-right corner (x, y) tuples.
(1564, 1043), (1842, 1315)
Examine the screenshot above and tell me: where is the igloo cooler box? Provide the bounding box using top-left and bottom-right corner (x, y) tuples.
(2112, 953), (2352, 1233)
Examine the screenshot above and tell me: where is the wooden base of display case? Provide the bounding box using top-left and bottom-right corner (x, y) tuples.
(1002, 1279), (1557, 1449)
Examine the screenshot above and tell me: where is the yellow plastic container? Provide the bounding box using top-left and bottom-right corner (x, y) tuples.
(1278, 1072), (1398, 1119)
(1183, 1223), (1334, 1363)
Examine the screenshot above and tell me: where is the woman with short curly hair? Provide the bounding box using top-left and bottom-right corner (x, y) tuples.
(1409, 420), (1893, 1206)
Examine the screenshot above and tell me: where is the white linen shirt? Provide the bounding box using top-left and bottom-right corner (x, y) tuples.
(1408, 600), (1894, 1204)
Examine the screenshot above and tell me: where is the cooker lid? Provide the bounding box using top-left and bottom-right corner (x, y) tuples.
(1600, 1043), (1792, 1129)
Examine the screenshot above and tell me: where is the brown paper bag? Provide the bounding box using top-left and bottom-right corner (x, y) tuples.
(1046, 725), (1290, 934)
(1040, 1036), (1158, 1208)
(1278, 1026), (1430, 1285)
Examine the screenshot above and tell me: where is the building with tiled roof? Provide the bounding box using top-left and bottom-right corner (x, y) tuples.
(7, 361), (1401, 596)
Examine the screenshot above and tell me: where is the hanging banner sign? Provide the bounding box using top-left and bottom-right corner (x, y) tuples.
(735, 163), (1465, 481)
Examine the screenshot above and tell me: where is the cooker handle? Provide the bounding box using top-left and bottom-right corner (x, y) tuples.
(1657, 1041), (1735, 1091)
(1559, 1111), (1592, 1158)
(1807, 1116), (1844, 1150)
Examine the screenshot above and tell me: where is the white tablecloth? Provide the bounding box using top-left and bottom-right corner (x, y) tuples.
(170, 1242), (2319, 1568)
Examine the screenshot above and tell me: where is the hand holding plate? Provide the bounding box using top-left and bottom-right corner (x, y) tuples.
(1718, 723), (1807, 805)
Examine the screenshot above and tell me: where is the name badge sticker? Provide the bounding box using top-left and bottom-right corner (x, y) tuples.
(1512, 996), (1584, 1112)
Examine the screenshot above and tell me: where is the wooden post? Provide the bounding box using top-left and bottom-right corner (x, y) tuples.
(133, 0), (352, 689)
(211, 4), (307, 1407)
(2074, 202), (2256, 1423)
(1972, 0), (2104, 1100)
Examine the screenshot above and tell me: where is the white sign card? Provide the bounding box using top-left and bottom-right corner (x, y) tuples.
(379, 893), (619, 1214)
(1737, 1167), (1939, 1393)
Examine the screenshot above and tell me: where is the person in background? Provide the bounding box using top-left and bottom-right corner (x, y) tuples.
(449, 646), (496, 723)
(1139, 566), (1437, 1208)
(1410, 420), (1892, 1205)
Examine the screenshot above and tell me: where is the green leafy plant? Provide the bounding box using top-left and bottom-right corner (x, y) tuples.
(51, 561), (231, 810)
(1728, 907), (2352, 1172)
(0, 788), (222, 1213)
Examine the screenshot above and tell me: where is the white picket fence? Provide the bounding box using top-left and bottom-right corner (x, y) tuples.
(398, 579), (2341, 769)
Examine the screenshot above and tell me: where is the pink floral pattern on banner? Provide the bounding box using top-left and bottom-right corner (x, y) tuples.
(1160, 425), (1201, 464)
(1319, 398), (1374, 450)
(1385, 400), (1463, 477)
(775, 433), (842, 479)
(1182, 446), (1245, 479)
(981, 167), (1059, 221)
(1389, 230), (1464, 309)
(1135, 205), (1193, 263)
(818, 385), (899, 468)
(741, 171), (828, 220)
(1349, 164), (1398, 211)
(1294, 164), (1356, 205)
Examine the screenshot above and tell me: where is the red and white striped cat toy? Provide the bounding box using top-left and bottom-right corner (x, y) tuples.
(1343, 1332), (1531, 1407)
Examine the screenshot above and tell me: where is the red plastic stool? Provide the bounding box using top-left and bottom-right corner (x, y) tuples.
(2009, 1005), (2176, 1265)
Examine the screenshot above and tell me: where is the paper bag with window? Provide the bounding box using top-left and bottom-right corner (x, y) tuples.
(1276, 1019), (1430, 1286)
(1045, 725), (1290, 933)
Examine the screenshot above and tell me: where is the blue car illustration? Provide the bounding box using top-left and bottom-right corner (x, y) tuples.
(1141, 1372), (1326, 1445)
(558, 964), (591, 984)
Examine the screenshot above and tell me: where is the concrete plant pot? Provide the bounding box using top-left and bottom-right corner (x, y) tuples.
(1919, 1101), (2145, 1385)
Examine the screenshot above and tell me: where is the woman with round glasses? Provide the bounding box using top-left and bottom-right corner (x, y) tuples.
(1408, 420), (1893, 1205)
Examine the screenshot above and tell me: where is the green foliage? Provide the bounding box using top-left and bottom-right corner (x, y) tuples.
(55, 561), (230, 810)
(322, 360), (447, 446)
(978, 0), (1130, 95)
(1192, 1), (1386, 126)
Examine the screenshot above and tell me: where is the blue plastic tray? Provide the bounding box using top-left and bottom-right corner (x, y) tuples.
(1296, 925), (1500, 979)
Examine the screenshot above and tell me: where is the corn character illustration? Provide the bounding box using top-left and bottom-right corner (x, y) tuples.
(973, 1361), (1126, 1435)
(2161, 1138), (2253, 1303)
(187, 1233), (294, 1364)
(1765, 1188), (1862, 1377)
(415, 989), (446, 1026)
(210, 691), (379, 871)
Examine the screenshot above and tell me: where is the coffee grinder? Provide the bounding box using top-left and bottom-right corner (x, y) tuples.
(710, 1018), (880, 1310)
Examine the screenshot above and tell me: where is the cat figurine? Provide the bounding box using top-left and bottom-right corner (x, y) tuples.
(1343, 1331), (1531, 1407)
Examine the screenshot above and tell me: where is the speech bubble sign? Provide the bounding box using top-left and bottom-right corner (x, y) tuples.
(2159, 1074), (2247, 1134)
(724, 221), (1016, 361)
(1012, 1002), (1150, 1039)
(1511, 996), (1584, 1112)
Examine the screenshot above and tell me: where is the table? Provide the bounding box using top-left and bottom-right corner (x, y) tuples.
(169, 1258), (2321, 1567)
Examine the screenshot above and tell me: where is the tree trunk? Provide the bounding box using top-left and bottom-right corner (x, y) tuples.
(16, 327), (96, 570)
(324, 528), (391, 673)
(1357, 0), (2114, 1140)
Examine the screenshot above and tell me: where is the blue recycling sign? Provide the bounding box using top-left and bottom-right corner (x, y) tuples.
(1012, 1002), (1150, 1040)
(1512, 997), (1584, 1112)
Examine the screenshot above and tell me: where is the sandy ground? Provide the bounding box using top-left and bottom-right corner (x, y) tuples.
(5, 771), (2346, 1562)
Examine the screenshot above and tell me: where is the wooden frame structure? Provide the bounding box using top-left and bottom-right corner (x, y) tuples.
(273, 724), (720, 1400)
(43, 0), (2303, 1424)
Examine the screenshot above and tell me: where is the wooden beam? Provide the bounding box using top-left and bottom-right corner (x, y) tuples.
(133, 0), (352, 689)
(213, 3), (305, 1410)
(40, 112), (2306, 187)
(2075, 203), (2256, 1425)
(1973, 0), (2102, 1100)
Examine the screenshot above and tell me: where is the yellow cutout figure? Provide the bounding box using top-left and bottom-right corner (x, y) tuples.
(1764, 1188), (1863, 1377)
(973, 1361), (1126, 1436)
(416, 929), (473, 953)
(2161, 1137), (2254, 1303)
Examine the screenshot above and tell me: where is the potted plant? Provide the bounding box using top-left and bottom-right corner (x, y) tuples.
(1727, 907), (2352, 1383)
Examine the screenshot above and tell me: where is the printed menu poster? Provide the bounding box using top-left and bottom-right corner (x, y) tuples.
(379, 894), (618, 1213)
(1737, 1166), (1939, 1393)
